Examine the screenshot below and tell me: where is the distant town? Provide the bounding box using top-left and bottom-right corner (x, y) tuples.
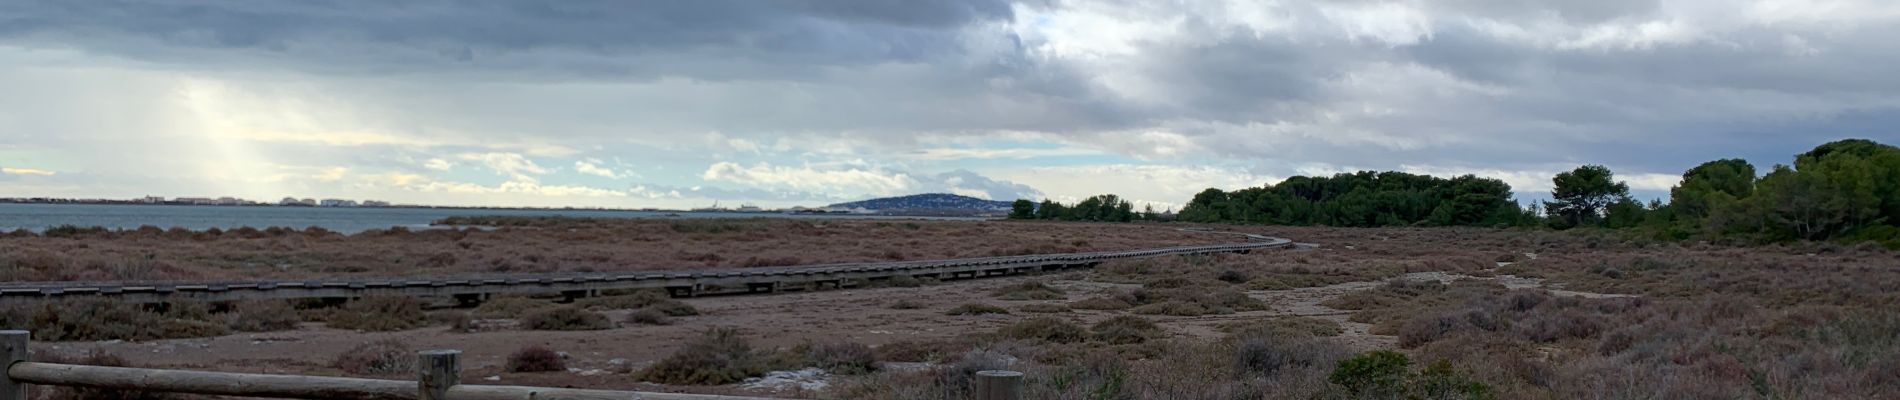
(1, 195), (397, 208)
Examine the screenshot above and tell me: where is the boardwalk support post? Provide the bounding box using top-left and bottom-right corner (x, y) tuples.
(418, 350), (459, 400)
(1, 330), (25, 400)
(973, 370), (1023, 400)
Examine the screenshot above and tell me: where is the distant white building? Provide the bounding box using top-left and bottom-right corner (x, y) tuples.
(216, 197), (243, 206)
(140, 196), (165, 204)
(361, 200), (391, 207)
(174, 197), (215, 205)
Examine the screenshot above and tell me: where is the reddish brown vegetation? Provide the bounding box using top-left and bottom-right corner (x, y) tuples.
(0, 219), (1228, 282)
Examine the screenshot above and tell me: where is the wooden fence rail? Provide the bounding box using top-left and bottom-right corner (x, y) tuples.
(0, 331), (1027, 400)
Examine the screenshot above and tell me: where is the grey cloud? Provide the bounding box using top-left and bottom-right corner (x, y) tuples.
(0, 0), (1016, 80)
(1430, 0), (1661, 24)
(6, 0), (1900, 205)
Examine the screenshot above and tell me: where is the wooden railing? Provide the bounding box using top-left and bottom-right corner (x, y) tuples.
(0, 331), (1028, 400)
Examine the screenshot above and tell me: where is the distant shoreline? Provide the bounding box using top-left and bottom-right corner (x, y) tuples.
(0, 200), (1004, 218)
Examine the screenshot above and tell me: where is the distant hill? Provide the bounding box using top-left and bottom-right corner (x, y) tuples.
(827, 193), (1015, 215)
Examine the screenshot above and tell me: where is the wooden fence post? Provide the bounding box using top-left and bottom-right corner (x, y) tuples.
(417, 350), (459, 400)
(973, 370), (1023, 400)
(1, 330), (27, 400)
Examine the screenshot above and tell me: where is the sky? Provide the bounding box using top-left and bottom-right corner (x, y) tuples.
(2, 0), (1897, 210)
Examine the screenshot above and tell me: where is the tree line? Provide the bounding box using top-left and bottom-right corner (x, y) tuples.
(1006, 138), (1900, 248)
(1625, 139), (1900, 245)
(1007, 195), (1166, 222)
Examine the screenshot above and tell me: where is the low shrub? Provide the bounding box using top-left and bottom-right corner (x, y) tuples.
(506, 346), (566, 372)
(1068, 296), (1134, 310)
(808, 342), (879, 375)
(1236, 335), (1348, 377)
(1017, 303), (1071, 313)
(635, 327), (768, 385)
(626, 308), (672, 325)
(435, 311), (476, 332)
(333, 339), (414, 375)
(1090, 315), (1162, 344)
(520, 306), (612, 331)
(992, 281), (1065, 300)
(473, 296), (555, 319)
(578, 291), (698, 316)
(1130, 300), (1209, 316)
(0, 298), (231, 341)
(873, 339), (970, 363)
(643, 300), (700, 317)
(326, 297), (427, 332)
(889, 299), (925, 310)
(945, 303), (1009, 316)
(223, 300), (301, 332)
(1224, 316), (1344, 339)
(998, 317), (1087, 343)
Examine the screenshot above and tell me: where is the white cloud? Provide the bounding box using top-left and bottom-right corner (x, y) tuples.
(457, 153), (549, 182)
(360, 172), (625, 198)
(702, 162), (918, 196)
(989, 164), (1269, 211)
(574, 159), (625, 179)
(1399, 164), (1680, 193)
(1, 167), (56, 176)
(910, 147), (1102, 160)
(421, 158), (453, 171)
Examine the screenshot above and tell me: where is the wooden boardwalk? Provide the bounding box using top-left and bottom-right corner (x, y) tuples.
(0, 230), (1291, 303)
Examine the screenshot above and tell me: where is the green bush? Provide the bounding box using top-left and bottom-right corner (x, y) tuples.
(1328, 351), (1494, 399)
(1330, 350), (1411, 396)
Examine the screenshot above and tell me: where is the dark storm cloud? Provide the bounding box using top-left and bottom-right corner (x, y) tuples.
(0, 0), (1016, 77)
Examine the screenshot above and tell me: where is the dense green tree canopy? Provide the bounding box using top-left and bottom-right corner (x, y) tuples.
(1175, 171), (1526, 227)
(1544, 165), (1631, 229)
(1670, 159), (1756, 222)
(1010, 195), (1143, 222)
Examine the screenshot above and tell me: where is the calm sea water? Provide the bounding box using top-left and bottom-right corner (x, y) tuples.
(0, 204), (982, 234)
